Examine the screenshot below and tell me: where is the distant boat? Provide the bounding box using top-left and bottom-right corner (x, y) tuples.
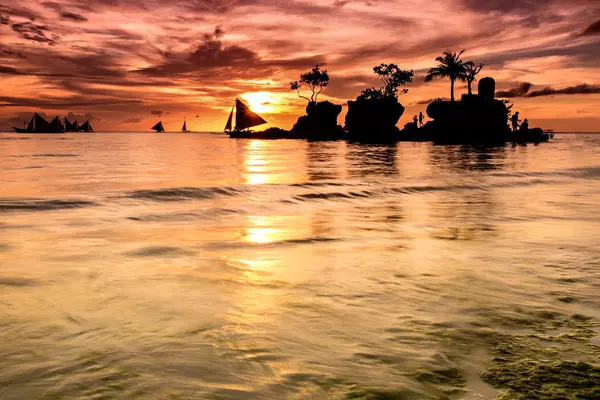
(182, 120), (189, 133)
(79, 121), (93, 132)
(152, 121), (165, 132)
(65, 118), (79, 132)
(13, 113), (63, 133)
(224, 99), (267, 138)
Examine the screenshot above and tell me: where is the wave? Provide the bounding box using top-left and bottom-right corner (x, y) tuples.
(288, 178), (557, 203)
(128, 208), (241, 222)
(0, 199), (95, 212)
(125, 186), (244, 202)
(0, 277), (39, 287)
(490, 166), (600, 180)
(10, 154), (78, 158)
(293, 190), (375, 201)
(124, 246), (195, 257)
(2, 166), (44, 170)
(203, 236), (340, 250)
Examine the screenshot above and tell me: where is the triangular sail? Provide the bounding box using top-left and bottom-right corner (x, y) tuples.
(151, 121), (164, 132)
(80, 121), (93, 132)
(224, 105), (234, 131)
(26, 115), (34, 131)
(49, 117), (64, 132)
(33, 113), (51, 132)
(235, 99), (267, 131)
(182, 121), (187, 132)
(65, 118), (79, 132)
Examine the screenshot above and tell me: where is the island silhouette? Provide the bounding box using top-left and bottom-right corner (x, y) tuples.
(228, 51), (553, 144)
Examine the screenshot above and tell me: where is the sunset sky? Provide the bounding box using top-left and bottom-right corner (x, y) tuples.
(1, 0), (599, 132)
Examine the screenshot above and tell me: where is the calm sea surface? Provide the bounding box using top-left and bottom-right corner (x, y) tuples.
(1, 132), (599, 399)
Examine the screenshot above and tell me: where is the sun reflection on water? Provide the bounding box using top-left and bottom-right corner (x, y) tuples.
(244, 140), (270, 185)
(245, 216), (280, 244)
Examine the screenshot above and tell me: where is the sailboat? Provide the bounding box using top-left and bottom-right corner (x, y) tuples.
(181, 120), (189, 133)
(152, 121), (165, 132)
(12, 113), (63, 133)
(224, 98), (267, 138)
(65, 118), (80, 132)
(79, 121), (93, 132)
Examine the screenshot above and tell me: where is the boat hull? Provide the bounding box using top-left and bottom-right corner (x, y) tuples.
(228, 131), (252, 139)
(12, 127), (64, 134)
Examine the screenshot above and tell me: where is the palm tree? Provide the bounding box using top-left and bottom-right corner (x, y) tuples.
(464, 62), (484, 95)
(425, 50), (468, 102)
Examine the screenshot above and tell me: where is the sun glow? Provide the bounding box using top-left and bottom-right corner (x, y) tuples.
(240, 92), (277, 114)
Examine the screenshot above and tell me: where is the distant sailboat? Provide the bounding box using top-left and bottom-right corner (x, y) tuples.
(79, 121), (93, 132)
(152, 121), (165, 132)
(182, 120), (189, 133)
(49, 116), (65, 132)
(224, 99), (267, 138)
(64, 118), (79, 132)
(12, 113), (62, 133)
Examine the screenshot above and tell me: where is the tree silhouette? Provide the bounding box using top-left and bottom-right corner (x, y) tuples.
(359, 63), (413, 100)
(425, 50), (468, 102)
(464, 62), (484, 95)
(290, 65), (329, 103)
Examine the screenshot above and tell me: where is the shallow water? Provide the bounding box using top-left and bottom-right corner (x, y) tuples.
(1, 132), (599, 399)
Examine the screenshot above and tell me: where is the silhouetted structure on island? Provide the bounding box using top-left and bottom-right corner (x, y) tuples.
(412, 77), (551, 144)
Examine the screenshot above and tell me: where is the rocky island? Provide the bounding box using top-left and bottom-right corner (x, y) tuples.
(242, 51), (552, 144)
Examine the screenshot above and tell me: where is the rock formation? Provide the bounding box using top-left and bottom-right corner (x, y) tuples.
(289, 101), (345, 140)
(344, 96), (405, 142)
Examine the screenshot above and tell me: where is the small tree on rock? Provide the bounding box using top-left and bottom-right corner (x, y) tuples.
(359, 63), (413, 100)
(290, 65), (329, 103)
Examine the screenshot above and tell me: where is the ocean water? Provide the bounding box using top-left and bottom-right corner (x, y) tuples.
(1, 132), (599, 399)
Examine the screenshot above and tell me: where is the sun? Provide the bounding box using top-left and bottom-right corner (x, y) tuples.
(240, 92), (276, 114)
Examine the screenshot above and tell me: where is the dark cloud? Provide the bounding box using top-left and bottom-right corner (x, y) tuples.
(334, 0), (351, 6)
(137, 27), (324, 79)
(526, 83), (600, 97)
(496, 82), (533, 98)
(496, 82), (600, 98)
(150, 110), (164, 116)
(0, 96), (142, 108)
(84, 28), (145, 40)
(123, 117), (142, 123)
(0, 65), (22, 75)
(10, 22), (59, 45)
(459, 0), (553, 13)
(0, 4), (40, 21)
(60, 12), (88, 22)
(41, 2), (62, 12)
(581, 19), (600, 36)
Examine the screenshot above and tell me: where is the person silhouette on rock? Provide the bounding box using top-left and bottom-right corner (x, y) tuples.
(521, 118), (529, 131)
(511, 112), (520, 131)
(419, 112), (424, 127)
(413, 115), (418, 126)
